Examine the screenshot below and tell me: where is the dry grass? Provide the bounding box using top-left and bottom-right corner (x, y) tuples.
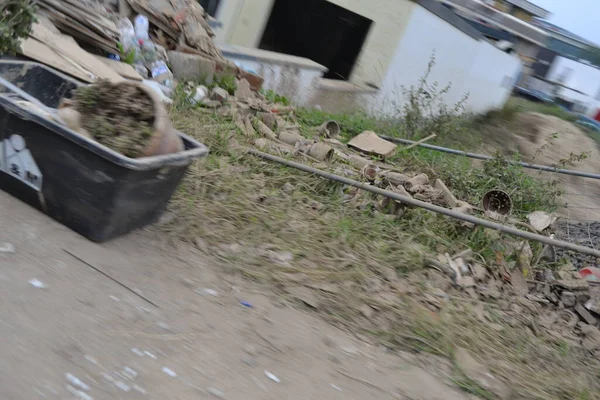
(166, 107), (600, 400)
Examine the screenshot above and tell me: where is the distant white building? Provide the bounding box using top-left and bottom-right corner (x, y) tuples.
(210, 0), (522, 114)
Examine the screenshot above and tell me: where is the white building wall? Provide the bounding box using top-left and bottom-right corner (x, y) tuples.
(547, 57), (600, 100)
(545, 56), (600, 118)
(367, 5), (522, 115)
(213, 0), (416, 87)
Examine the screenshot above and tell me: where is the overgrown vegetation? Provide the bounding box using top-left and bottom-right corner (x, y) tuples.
(163, 59), (599, 398)
(0, 0), (36, 55)
(166, 107), (599, 399)
(488, 96), (577, 123)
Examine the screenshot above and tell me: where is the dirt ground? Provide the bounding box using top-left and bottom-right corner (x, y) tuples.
(0, 190), (476, 400)
(482, 112), (600, 221)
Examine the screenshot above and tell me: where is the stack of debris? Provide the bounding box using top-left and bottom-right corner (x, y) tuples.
(36, 0), (120, 53)
(19, 0), (263, 93)
(425, 244), (600, 359)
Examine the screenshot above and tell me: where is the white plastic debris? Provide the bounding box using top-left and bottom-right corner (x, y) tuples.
(527, 211), (557, 232)
(66, 385), (93, 400)
(109, 295), (120, 302)
(203, 288), (218, 297)
(84, 355), (98, 365)
(191, 85), (209, 105)
(141, 80), (173, 104)
(132, 385), (146, 394)
(0, 242), (15, 253)
(122, 367), (138, 379)
(29, 278), (46, 289)
(162, 367), (177, 377)
(115, 381), (131, 392)
(144, 351), (157, 359)
(65, 373), (90, 391)
(330, 384), (342, 391)
(264, 370), (280, 383)
(207, 387), (225, 398)
(131, 348), (144, 356)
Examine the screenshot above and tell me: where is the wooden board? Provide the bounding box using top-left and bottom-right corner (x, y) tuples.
(20, 38), (94, 83)
(29, 22), (123, 82)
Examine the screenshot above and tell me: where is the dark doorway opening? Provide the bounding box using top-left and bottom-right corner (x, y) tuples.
(199, 0), (221, 17)
(259, 0), (373, 81)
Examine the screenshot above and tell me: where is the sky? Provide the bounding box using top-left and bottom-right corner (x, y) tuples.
(531, 0), (600, 44)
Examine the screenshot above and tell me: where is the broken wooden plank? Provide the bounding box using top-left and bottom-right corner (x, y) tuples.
(20, 37), (95, 83)
(29, 22), (123, 82)
(348, 131), (397, 157)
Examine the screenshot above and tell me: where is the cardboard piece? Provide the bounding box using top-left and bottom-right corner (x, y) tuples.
(29, 22), (123, 82)
(20, 37), (95, 83)
(94, 56), (143, 81)
(348, 131), (397, 157)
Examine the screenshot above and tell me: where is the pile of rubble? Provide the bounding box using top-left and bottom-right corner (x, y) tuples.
(424, 242), (600, 359)
(17, 0), (262, 97)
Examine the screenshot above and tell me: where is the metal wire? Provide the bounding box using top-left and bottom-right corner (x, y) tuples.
(246, 148), (600, 258)
(380, 135), (600, 180)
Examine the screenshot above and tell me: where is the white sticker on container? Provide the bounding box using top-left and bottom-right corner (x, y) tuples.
(0, 134), (43, 191)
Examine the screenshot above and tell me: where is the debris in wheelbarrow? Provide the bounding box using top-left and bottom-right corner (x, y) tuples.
(0, 60), (208, 242)
(63, 80), (183, 158)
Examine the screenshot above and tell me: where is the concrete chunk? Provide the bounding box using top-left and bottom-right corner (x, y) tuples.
(167, 51), (216, 83)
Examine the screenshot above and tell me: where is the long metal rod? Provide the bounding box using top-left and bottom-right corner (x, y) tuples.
(380, 135), (600, 180)
(246, 148), (600, 258)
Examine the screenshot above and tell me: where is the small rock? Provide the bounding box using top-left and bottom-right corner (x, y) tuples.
(243, 344), (257, 355)
(575, 303), (598, 325)
(202, 99), (222, 108)
(241, 356), (257, 367)
(516, 297), (539, 314)
(282, 182), (295, 195)
(269, 251), (294, 267)
(211, 87), (229, 102)
(429, 287), (449, 300)
(581, 325), (600, 352)
(287, 286), (318, 308)
(158, 211), (175, 225)
(509, 303), (522, 314)
(234, 79), (253, 102)
(0, 242), (15, 253)
(560, 291), (577, 308)
(510, 269), (529, 296)
(470, 263), (488, 281)
(481, 284), (502, 300)
(309, 200), (324, 210)
(527, 211), (557, 232)
(457, 276), (475, 288)
(194, 237), (208, 252)
(585, 299), (600, 315)
(359, 304), (375, 319)
(454, 347), (512, 399)
(207, 387), (225, 398)
(545, 292), (560, 305)
(577, 293), (591, 305)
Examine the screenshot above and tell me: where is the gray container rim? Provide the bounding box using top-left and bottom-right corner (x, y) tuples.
(0, 60), (208, 171)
